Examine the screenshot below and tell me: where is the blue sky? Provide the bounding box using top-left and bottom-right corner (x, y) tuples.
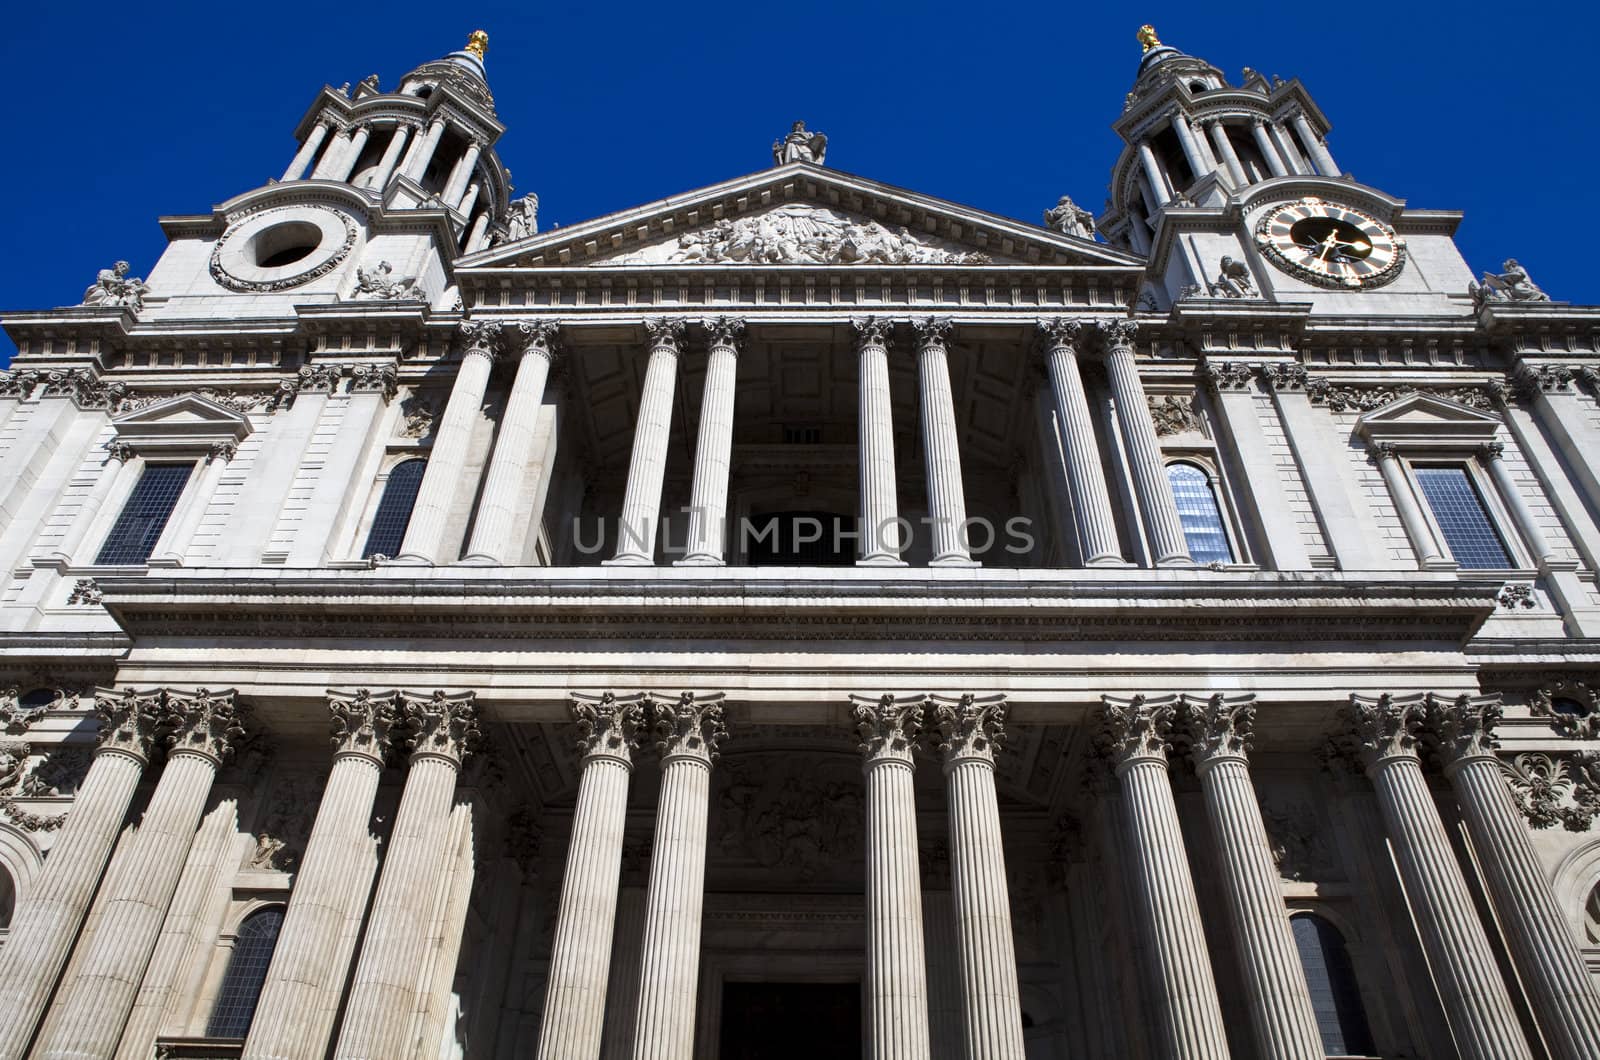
(0, 1), (1589, 362)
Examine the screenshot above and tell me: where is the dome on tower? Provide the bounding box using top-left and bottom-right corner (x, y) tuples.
(1126, 25), (1227, 106)
(398, 30), (496, 114)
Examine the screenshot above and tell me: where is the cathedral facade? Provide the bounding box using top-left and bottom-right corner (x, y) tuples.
(2, 24), (1600, 1060)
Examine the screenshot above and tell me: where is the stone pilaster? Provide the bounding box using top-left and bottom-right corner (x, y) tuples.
(853, 694), (933, 1059)
(1336, 693), (1534, 1060)
(334, 691), (480, 1059)
(1099, 320), (1191, 566)
(929, 694), (1024, 1060)
(244, 690), (400, 1060)
(913, 319), (974, 565)
(1097, 694), (1229, 1060)
(1036, 319), (1123, 566)
(612, 320), (684, 564)
(0, 688), (162, 1059)
(679, 318), (744, 565)
(1182, 693), (1323, 1060)
(1428, 693), (1600, 1060)
(537, 693), (645, 1060)
(855, 317), (905, 565)
(463, 322), (560, 564)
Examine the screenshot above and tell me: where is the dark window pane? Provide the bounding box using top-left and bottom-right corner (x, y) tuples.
(1414, 466), (1511, 569)
(1167, 463), (1233, 564)
(361, 459), (427, 559)
(94, 463), (194, 565)
(205, 906), (284, 1039)
(0, 866), (13, 930)
(1293, 914), (1375, 1055)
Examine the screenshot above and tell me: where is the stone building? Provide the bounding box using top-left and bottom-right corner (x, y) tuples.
(1, 23), (1599, 1060)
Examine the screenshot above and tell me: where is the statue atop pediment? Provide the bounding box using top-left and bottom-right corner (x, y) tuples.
(773, 121), (828, 166)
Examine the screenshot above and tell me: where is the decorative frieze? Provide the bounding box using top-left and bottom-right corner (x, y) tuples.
(1498, 752), (1600, 832)
(1148, 393), (1200, 436)
(1310, 381), (1493, 413)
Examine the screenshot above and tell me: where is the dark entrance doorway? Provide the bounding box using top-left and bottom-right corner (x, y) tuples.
(718, 980), (861, 1058)
(742, 510), (855, 566)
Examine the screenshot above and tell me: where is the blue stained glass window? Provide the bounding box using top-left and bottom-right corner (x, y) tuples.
(1414, 465), (1511, 569)
(1293, 914), (1375, 1056)
(361, 459), (427, 559)
(205, 906), (284, 1039)
(1167, 462), (1233, 564)
(94, 463), (194, 565)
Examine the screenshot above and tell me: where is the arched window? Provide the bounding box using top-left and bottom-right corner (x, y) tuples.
(1166, 461), (1234, 564)
(1585, 881), (1600, 945)
(205, 906), (285, 1038)
(361, 459), (427, 559)
(1292, 913), (1375, 1056)
(0, 865), (15, 931)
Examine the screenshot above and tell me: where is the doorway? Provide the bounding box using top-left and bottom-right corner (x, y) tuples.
(717, 980), (861, 1058)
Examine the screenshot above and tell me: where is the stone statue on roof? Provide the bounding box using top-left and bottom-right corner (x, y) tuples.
(773, 121), (827, 166)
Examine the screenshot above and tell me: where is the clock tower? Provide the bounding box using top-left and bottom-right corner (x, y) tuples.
(1098, 25), (1475, 315)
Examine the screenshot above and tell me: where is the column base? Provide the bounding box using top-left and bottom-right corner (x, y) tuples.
(603, 555), (656, 567)
(456, 554), (502, 566)
(1086, 555), (1134, 568)
(929, 555), (981, 567)
(385, 553), (435, 567)
(673, 554), (725, 567)
(856, 555), (909, 567)
(145, 556), (185, 568)
(1155, 554), (1198, 568)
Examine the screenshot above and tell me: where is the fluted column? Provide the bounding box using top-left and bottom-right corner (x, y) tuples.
(852, 694), (933, 1060)
(929, 694), (1024, 1060)
(1097, 695), (1229, 1060)
(310, 125), (353, 180)
(1136, 141), (1172, 203)
(1291, 113), (1340, 176)
(600, 884), (648, 1060)
(47, 442), (135, 564)
(36, 689), (246, 1060)
(284, 118), (334, 181)
(396, 320), (501, 564)
(1337, 694), (1534, 1060)
(1100, 321), (1191, 566)
(335, 691), (480, 1059)
(243, 690), (400, 1060)
(148, 441), (235, 566)
(679, 318), (743, 566)
(457, 180), (483, 220)
(913, 319), (975, 565)
(443, 139), (484, 208)
(328, 124), (372, 184)
(367, 123), (413, 190)
(1036, 319), (1124, 566)
(1170, 114), (1209, 181)
(1201, 121), (1248, 186)
(1371, 443), (1450, 567)
(0, 690), (162, 1058)
(1478, 442), (1558, 565)
(1249, 119), (1289, 177)
(537, 693), (645, 1060)
(856, 317), (906, 565)
(463, 322), (559, 564)
(400, 117), (447, 182)
(610, 321), (684, 565)
(1183, 694), (1323, 1060)
(631, 693), (726, 1060)
(1429, 694), (1600, 1060)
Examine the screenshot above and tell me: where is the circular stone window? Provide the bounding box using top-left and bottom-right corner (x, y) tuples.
(210, 204), (359, 292)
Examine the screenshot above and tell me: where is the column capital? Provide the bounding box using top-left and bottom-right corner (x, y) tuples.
(348, 362), (400, 400)
(851, 693), (926, 767)
(328, 688), (401, 763)
(700, 316), (746, 350)
(571, 692), (646, 768)
(105, 441), (136, 463)
(1096, 693), (1177, 770)
(1259, 362), (1309, 392)
(511, 320), (561, 361)
(1477, 440), (1506, 462)
(1034, 317), (1086, 351)
(207, 441), (238, 463)
(1371, 440), (1400, 461)
(91, 687), (165, 764)
(929, 693), (1007, 769)
(643, 317), (687, 352)
(1097, 317), (1139, 352)
(648, 691), (727, 765)
(1201, 360), (1254, 394)
(912, 316), (953, 352)
(1182, 693), (1256, 772)
(458, 319), (503, 363)
(400, 689), (481, 767)
(163, 687), (247, 765)
(1336, 692), (1427, 769)
(1513, 362), (1574, 396)
(852, 315), (894, 350)
(1428, 692), (1503, 767)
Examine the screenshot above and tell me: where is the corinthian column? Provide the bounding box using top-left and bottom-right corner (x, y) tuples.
(537, 693), (646, 1060)
(852, 694), (932, 1060)
(631, 693), (727, 1060)
(335, 691), (481, 1058)
(0, 690), (162, 1058)
(913, 319), (974, 565)
(679, 318), (743, 565)
(1337, 694), (1534, 1060)
(928, 694), (1024, 1060)
(855, 317), (905, 565)
(1036, 319), (1123, 565)
(36, 689), (246, 1060)
(397, 320), (502, 564)
(1100, 320), (1192, 566)
(463, 322), (560, 565)
(1097, 695), (1229, 1060)
(611, 321), (684, 565)
(1428, 694), (1600, 1060)
(244, 690), (400, 1060)
(1182, 694), (1323, 1060)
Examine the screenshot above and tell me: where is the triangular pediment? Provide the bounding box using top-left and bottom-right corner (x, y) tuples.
(460, 163), (1144, 272)
(111, 394), (254, 452)
(1356, 392), (1503, 447)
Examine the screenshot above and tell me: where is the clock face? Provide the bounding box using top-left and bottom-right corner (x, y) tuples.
(1254, 197), (1405, 289)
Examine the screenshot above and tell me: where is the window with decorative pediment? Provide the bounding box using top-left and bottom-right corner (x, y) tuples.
(95, 463), (194, 565)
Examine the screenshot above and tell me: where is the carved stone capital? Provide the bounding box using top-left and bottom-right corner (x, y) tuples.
(1035, 317), (1085, 353)
(400, 689), (481, 767)
(851, 693), (925, 767)
(1259, 363), (1309, 392)
(912, 317), (953, 353)
(649, 691), (727, 765)
(66, 579), (102, 606)
(1427, 692), (1502, 766)
(1201, 360), (1254, 394)
(512, 321), (561, 361)
(852, 316), (893, 350)
(0, 369), (42, 399)
(1513, 362), (1573, 397)
(1371, 441), (1400, 461)
(1476, 441), (1505, 462)
(92, 687), (165, 764)
(1337, 693), (1426, 769)
(571, 692), (646, 768)
(208, 441), (238, 463)
(1096, 694), (1176, 769)
(643, 318), (687, 352)
(164, 688), (247, 765)
(1530, 677), (1600, 740)
(928, 693), (1007, 769)
(1183, 693), (1256, 771)
(458, 319), (503, 362)
(105, 441), (136, 463)
(328, 688), (400, 763)
(701, 316), (746, 351)
(1096, 318), (1139, 352)
(348, 362), (399, 400)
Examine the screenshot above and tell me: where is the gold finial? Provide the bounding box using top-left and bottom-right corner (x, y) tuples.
(466, 30), (488, 59)
(1137, 25), (1161, 52)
